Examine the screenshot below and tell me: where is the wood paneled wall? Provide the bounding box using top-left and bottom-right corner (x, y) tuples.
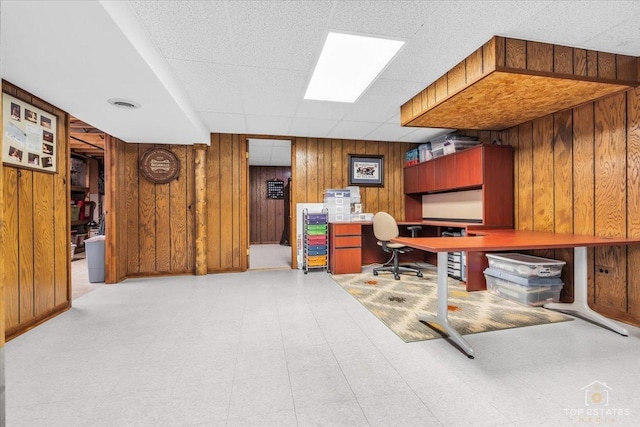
(1, 82), (71, 339)
(291, 137), (413, 267)
(249, 166), (291, 244)
(501, 87), (640, 326)
(105, 140), (196, 279)
(206, 134), (248, 273)
(105, 133), (413, 276)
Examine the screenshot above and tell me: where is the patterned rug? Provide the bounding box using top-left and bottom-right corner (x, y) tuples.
(331, 266), (572, 342)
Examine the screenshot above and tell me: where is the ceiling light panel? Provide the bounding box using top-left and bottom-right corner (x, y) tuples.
(304, 32), (405, 103)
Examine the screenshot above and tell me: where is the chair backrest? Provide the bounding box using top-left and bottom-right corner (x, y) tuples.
(373, 212), (399, 242)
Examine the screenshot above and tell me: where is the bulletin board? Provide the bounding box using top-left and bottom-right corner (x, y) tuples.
(2, 92), (58, 173)
(266, 179), (284, 199)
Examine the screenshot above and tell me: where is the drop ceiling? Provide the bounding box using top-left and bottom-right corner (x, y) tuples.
(2, 0), (640, 156)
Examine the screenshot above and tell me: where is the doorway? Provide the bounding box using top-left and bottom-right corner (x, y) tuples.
(247, 138), (292, 270)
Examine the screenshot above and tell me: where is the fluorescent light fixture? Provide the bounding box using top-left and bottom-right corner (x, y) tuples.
(304, 32), (405, 103)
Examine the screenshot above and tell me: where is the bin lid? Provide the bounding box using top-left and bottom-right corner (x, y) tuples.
(84, 235), (105, 242)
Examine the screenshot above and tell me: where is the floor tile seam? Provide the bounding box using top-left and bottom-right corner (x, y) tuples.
(301, 287), (372, 425)
(273, 292), (302, 427)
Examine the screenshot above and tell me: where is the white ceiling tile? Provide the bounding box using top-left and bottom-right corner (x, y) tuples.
(238, 67), (308, 116)
(201, 112), (247, 134)
(295, 100), (352, 120)
(226, 0), (333, 69)
(245, 115), (292, 136)
(364, 123), (417, 142)
(344, 78), (427, 122)
(327, 121), (381, 140)
(329, 1), (437, 38)
(129, 0), (234, 63)
(168, 60), (244, 113)
(289, 117), (338, 138)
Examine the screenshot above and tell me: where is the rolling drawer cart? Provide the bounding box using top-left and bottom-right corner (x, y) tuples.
(303, 208), (328, 273)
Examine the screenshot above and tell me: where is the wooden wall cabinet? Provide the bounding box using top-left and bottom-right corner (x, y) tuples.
(404, 144), (513, 226)
(404, 144), (514, 291)
(329, 223), (362, 274)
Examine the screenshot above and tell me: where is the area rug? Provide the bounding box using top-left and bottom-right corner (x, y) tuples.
(331, 266), (572, 342)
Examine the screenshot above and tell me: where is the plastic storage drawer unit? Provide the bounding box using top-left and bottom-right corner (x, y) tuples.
(484, 273), (563, 306)
(486, 253), (565, 278)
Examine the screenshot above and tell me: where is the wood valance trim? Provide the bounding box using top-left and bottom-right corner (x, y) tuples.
(401, 36), (639, 131)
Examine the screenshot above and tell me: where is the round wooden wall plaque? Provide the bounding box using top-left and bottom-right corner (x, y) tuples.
(139, 147), (180, 184)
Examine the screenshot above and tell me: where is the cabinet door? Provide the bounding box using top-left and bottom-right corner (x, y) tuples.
(433, 155), (456, 191)
(420, 161), (435, 192)
(455, 148), (483, 188)
(403, 165), (420, 194)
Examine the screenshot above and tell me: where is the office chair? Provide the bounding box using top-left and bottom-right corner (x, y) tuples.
(372, 212), (423, 280)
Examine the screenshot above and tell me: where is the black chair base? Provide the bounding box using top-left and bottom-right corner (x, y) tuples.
(373, 250), (423, 280)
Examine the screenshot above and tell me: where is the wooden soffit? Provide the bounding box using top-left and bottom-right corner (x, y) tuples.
(401, 36), (640, 131)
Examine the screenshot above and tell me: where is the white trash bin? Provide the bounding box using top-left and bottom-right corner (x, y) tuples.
(84, 235), (105, 283)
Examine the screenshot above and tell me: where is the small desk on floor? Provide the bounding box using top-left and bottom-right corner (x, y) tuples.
(393, 229), (640, 358)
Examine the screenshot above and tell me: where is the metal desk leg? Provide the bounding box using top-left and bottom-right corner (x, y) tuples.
(544, 246), (629, 336)
(417, 251), (475, 357)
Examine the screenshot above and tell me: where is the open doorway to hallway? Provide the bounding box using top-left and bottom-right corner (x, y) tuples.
(247, 138), (292, 270)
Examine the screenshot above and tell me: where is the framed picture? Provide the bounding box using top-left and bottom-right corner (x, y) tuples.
(2, 92), (58, 173)
(348, 154), (384, 187)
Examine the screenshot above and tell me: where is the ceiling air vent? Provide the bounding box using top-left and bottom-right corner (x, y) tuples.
(107, 98), (141, 109)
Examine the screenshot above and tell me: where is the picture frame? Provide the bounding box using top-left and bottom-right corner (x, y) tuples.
(348, 154), (384, 187)
(2, 92), (58, 173)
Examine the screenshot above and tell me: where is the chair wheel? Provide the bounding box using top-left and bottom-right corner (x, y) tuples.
(394, 274), (400, 280)
(373, 271), (378, 276)
(417, 272), (423, 278)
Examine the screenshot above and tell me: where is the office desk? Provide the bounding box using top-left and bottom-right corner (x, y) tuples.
(393, 229), (640, 358)
(328, 221), (428, 274)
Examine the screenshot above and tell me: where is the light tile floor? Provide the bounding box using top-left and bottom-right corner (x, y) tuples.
(5, 268), (640, 426)
(249, 244), (291, 270)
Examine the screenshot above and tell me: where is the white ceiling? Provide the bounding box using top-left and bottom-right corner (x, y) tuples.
(2, 1), (640, 164)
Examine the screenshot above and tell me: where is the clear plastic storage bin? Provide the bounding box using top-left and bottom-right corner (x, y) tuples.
(486, 253), (565, 278)
(484, 273), (563, 306)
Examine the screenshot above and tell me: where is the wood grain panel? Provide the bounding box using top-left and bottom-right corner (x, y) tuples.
(572, 103), (596, 304)
(594, 93), (627, 311)
(627, 87), (640, 315)
(232, 134), (243, 269)
(616, 55), (637, 81)
(517, 122), (533, 230)
(574, 49), (587, 77)
(527, 41), (553, 72)
(466, 47), (483, 82)
(532, 116), (554, 232)
(138, 144), (158, 272)
(186, 146), (196, 272)
(155, 159), (171, 272)
(587, 50), (598, 78)
(598, 52), (616, 80)
(53, 113), (69, 305)
(18, 170), (34, 324)
(3, 168), (19, 328)
(506, 126), (520, 229)
(33, 172), (55, 316)
(554, 45), (573, 75)
(207, 134), (222, 270)
(448, 60), (466, 94)
(553, 110), (574, 300)
(485, 36), (500, 70)
(219, 135), (234, 269)
(553, 110), (573, 233)
(124, 141), (140, 274)
(426, 86), (436, 108)
(435, 75), (448, 102)
(505, 38), (526, 69)
(169, 146), (188, 271)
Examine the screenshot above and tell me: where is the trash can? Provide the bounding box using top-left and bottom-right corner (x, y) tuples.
(84, 235), (105, 283)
